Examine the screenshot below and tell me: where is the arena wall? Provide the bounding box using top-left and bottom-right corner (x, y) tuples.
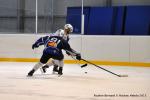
(0, 34), (150, 67)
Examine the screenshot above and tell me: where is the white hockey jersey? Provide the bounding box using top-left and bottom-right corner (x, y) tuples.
(54, 29), (69, 41)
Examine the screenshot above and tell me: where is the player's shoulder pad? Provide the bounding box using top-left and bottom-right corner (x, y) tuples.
(55, 29), (64, 36)
(57, 29), (63, 32)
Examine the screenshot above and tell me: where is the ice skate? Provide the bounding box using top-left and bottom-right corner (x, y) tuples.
(58, 67), (63, 76)
(27, 69), (35, 77)
(52, 65), (59, 74)
(40, 65), (49, 73)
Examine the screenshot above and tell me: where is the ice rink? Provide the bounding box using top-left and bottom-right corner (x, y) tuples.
(0, 62), (149, 100)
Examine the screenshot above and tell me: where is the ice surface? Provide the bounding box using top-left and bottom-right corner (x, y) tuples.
(0, 62), (150, 100)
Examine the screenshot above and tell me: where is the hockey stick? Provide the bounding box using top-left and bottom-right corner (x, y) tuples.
(64, 49), (87, 68)
(81, 59), (128, 77)
(70, 55), (87, 68)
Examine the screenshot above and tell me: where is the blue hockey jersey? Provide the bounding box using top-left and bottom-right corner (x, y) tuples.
(32, 35), (78, 56)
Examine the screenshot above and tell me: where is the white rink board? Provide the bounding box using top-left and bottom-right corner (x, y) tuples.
(130, 36), (150, 63)
(81, 36), (130, 61)
(0, 34), (150, 63)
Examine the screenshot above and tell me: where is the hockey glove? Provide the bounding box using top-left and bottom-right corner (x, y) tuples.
(76, 54), (81, 60)
(32, 43), (38, 49)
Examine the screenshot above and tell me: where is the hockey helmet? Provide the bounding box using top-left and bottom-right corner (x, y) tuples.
(64, 24), (73, 33)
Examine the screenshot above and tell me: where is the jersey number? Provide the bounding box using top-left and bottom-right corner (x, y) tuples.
(47, 38), (60, 47)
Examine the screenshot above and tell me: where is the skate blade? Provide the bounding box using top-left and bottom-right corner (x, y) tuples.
(40, 68), (46, 74)
(58, 74), (63, 77)
(26, 75), (32, 77)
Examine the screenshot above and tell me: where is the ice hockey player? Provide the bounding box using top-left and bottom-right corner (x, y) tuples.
(55, 24), (73, 41)
(27, 35), (81, 76)
(40, 24), (73, 74)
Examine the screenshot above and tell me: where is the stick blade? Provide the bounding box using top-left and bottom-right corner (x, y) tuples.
(118, 75), (128, 77)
